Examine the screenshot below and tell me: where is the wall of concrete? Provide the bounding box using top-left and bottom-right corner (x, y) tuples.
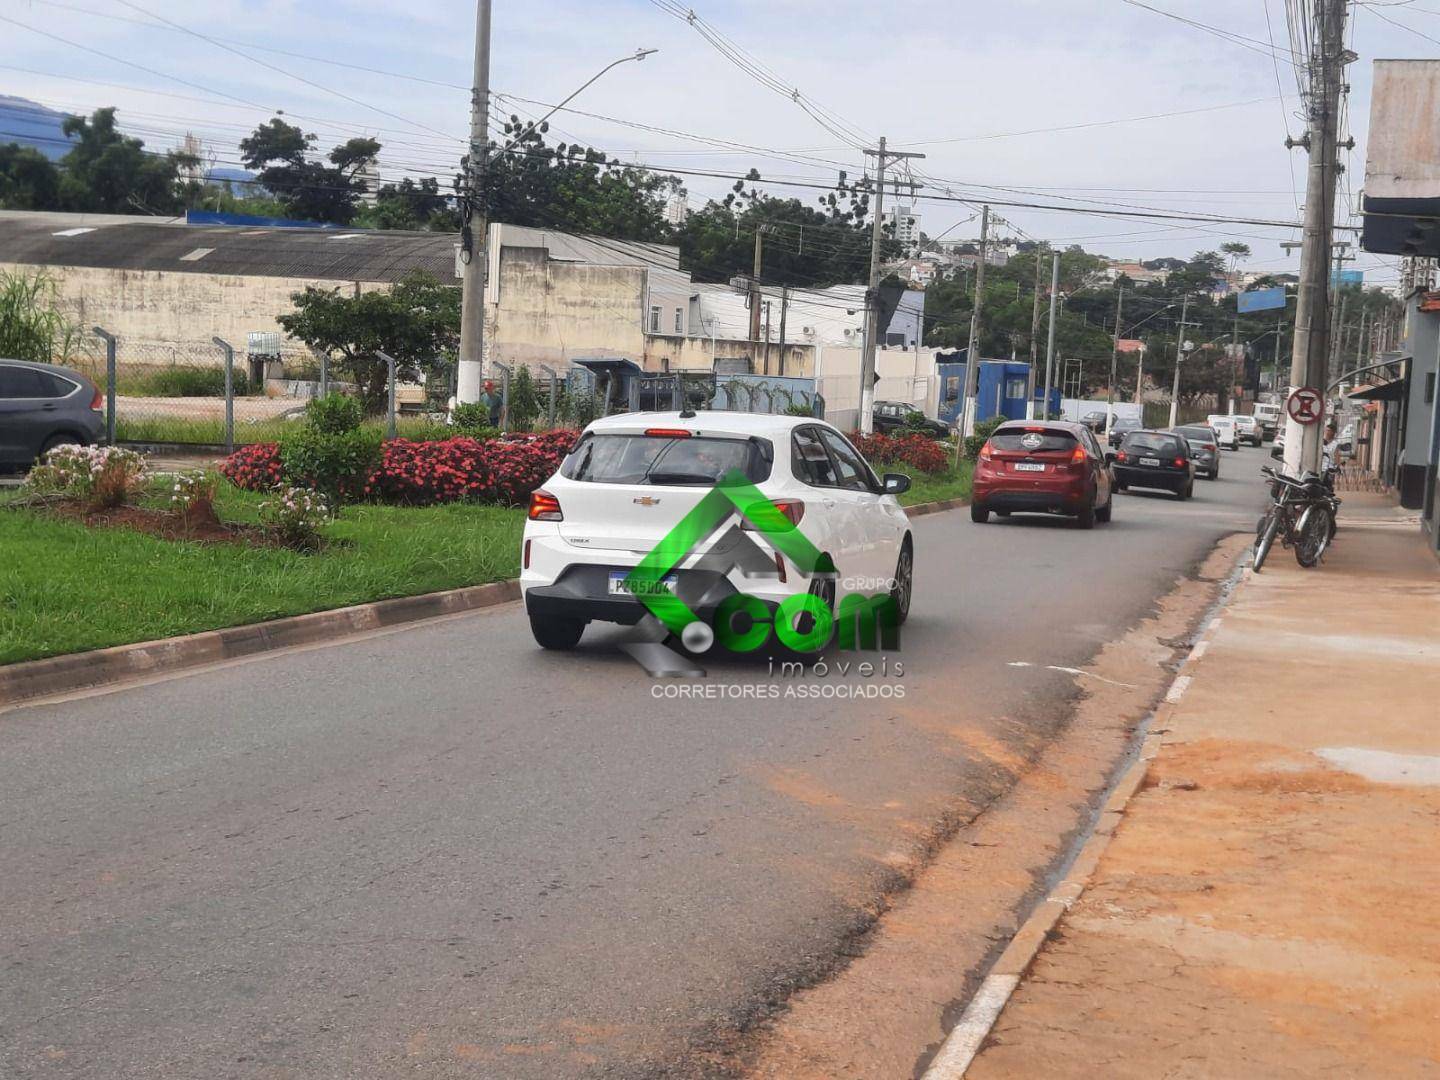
(0, 261), (380, 362)
(486, 247), (647, 369)
(816, 345), (939, 430)
(641, 333), (814, 377)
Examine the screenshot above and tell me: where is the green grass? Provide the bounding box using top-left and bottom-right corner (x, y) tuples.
(114, 415), (460, 446)
(893, 460), (973, 507)
(0, 484), (524, 665)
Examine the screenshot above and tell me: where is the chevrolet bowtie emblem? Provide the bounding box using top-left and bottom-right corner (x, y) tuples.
(634, 496), (662, 506)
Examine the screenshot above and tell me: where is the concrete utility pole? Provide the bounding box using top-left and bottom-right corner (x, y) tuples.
(1025, 250), (1043, 418)
(456, 0), (492, 405)
(858, 137), (925, 435)
(1284, 0), (1350, 476)
(1041, 252), (1061, 419)
(959, 205), (991, 438)
(1106, 286), (1124, 437)
(777, 286), (789, 377)
(1168, 294), (1192, 429)
(749, 226), (767, 364)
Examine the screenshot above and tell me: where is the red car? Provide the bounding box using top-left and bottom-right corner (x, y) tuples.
(970, 420), (1115, 529)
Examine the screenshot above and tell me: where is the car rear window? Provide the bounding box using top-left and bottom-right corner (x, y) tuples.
(991, 428), (1078, 453)
(1175, 426), (1213, 442)
(561, 433), (771, 485)
(1123, 433), (1182, 454)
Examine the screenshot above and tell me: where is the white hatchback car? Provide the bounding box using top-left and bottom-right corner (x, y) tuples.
(1206, 415), (1241, 451)
(521, 412), (915, 651)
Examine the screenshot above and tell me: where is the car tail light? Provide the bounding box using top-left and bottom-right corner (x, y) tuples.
(1116, 450), (1127, 463)
(979, 440), (993, 462)
(644, 427), (692, 438)
(1203, 443), (1216, 451)
(523, 538), (532, 569)
(741, 498), (804, 530)
(528, 490), (563, 521)
(1070, 445), (1086, 464)
(89, 387), (104, 412)
(1174, 457), (1187, 468)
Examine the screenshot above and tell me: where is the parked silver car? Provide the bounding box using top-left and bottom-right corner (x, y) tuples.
(0, 359), (105, 470)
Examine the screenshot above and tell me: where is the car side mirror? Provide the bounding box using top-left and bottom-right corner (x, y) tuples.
(1104, 450), (1118, 464)
(882, 472), (912, 495)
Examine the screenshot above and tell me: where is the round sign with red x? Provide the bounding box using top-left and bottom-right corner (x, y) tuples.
(1287, 386), (1324, 426)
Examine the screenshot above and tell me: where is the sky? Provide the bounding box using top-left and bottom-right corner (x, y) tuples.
(3, 0), (1437, 287)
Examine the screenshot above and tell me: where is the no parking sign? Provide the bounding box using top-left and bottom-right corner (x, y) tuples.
(1286, 386), (1324, 426)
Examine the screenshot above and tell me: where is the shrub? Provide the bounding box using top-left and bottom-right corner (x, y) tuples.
(508, 366), (541, 432)
(258, 485), (330, 550)
(851, 431), (949, 475)
(366, 430), (576, 506)
(169, 469), (220, 527)
(218, 442), (282, 491)
(964, 415), (1010, 460)
(903, 409), (944, 438)
(303, 392), (364, 435)
(785, 402), (816, 417)
(25, 444), (148, 509)
(280, 426), (383, 506)
(451, 401), (498, 437)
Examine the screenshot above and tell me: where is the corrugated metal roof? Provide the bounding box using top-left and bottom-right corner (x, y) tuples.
(0, 212), (457, 283)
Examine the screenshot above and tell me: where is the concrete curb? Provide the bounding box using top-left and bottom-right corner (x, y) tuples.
(0, 579), (521, 709)
(904, 495), (970, 518)
(922, 563), (1247, 1079)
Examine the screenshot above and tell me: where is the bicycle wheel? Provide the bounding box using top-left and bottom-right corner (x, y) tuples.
(1253, 510), (1282, 572)
(1294, 504), (1332, 568)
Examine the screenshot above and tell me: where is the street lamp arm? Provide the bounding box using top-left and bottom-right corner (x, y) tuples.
(488, 48), (657, 167)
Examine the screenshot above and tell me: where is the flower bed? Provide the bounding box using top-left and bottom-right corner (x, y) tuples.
(850, 431), (949, 474)
(219, 430), (578, 507)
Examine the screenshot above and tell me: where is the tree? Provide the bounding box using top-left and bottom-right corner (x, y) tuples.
(276, 271), (460, 413)
(0, 144), (62, 210)
(1220, 241), (1251, 278)
(52, 108), (197, 214)
(357, 176), (458, 231)
(475, 118), (678, 242)
(239, 116), (378, 225)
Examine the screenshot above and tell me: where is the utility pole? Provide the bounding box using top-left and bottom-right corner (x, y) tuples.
(858, 137), (925, 434)
(1025, 250), (1043, 418)
(1168, 294), (1192, 429)
(762, 300), (772, 375)
(1041, 252), (1061, 420)
(959, 204), (991, 437)
(1284, 0), (1350, 475)
(1106, 286), (1124, 437)
(777, 286), (789, 377)
(750, 226), (766, 367)
(456, 0), (492, 404)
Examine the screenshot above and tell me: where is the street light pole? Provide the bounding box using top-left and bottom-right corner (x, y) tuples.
(1106, 286), (1124, 438)
(1041, 252), (1061, 420)
(456, 30), (658, 403)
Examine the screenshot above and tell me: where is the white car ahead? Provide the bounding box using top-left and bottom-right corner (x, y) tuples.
(1229, 414), (1263, 447)
(1206, 415), (1241, 451)
(521, 412), (915, 651)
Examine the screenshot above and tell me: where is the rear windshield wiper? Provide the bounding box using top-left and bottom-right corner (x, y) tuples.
(645, 470), (718, 485)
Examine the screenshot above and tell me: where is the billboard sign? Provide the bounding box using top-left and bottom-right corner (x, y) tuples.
(1238, 286), (1288, 313)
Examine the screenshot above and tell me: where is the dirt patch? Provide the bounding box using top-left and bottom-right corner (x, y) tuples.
(29, 498), (273, 546)
(729, 534), (1253, 1080)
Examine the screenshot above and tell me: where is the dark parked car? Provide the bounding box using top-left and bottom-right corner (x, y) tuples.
(1080, 410), (1108, 433)
(871, 400), (949, 438)
(971, 420), (1114, 529)
(1107, 416), (1143, 448)
(1112, 429), (1195, 499)
(1171, 424), (1221, 480)
(0, 359), (105, 470)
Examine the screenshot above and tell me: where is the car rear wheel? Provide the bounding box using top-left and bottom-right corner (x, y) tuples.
(1095, 496), (1112, 523)
(39, 433), (82, 457)
(530, 615), (585, 650)
(970, 504), (989, 524)
(1177, 481), (1193, 500)
(1076, 501), (1096, 529)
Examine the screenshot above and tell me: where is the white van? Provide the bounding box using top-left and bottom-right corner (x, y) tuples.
(1206, 415), (1240, 451)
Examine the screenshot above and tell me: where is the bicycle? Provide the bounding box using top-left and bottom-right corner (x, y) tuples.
(1253, 465), (1341, 571)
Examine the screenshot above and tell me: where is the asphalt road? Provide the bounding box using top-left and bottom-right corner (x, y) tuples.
(0, 446), (1273, 1079)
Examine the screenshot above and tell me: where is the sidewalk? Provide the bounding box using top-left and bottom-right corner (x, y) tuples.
(965, 493), (1440, 1078)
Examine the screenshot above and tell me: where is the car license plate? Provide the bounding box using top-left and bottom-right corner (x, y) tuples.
(609, 572), (678, 597)
(1139, 456), (1161, 467)
(1014, 462), (1045, 472)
